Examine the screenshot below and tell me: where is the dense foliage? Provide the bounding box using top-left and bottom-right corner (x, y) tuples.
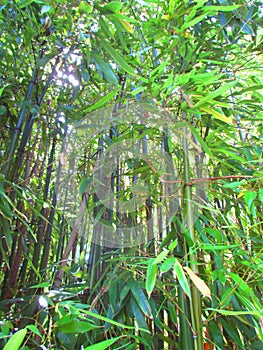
(0, 0), (263, 349)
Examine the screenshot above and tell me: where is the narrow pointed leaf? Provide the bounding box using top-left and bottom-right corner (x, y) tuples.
(99, 39), (135, 75)
(160, 257), (175, 273)
(152, 249), (169, 265)
(193, 81), (237, 108)
(129, 278), (153, 318)
(84, 336), (124, 350)
(201, 107), (232, 123)
(84, 90), (118, 112)
(146, 259), (157, 298)
(173, 259), (191, 298)
(184, 266), (211, 299)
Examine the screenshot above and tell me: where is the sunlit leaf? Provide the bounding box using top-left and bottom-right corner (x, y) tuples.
(160, 257), (175, 273)
(184, 266), (211, 299)
(173, 259), (191, 298)
(84, 336), (124, 350)
(152, 249), (169, 265)
(201, 107), (232, 124)
(119, 19), (134, 33)
(244, 191), (257, 210)
(3, 328), (27, 350)
(78, 2), (93, 14)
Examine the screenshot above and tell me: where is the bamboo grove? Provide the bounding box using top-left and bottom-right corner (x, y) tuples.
(0, 0), (263, 349)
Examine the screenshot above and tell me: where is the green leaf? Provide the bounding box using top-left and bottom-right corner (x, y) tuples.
(78, 2), (93, 14)
(3, 328), (27, 350)
(152, 249), (169, 265)
(201, 244), (238, 251)
(193, 81), (238, 108)
(0, 86), (6, 97)
(206, 308), (263, 317)
(83, 310), (135, 329)
(92, 52), (118, 85)
(244, 191), (257, 210)
(58, 320), (98, 333)
(181, 13), (208, 31)
(160, 257), (175, 273)
(258, 188), (263, 203)
(26, 325), (42, 338)
(30, 281), (51, 288)
(201, 107), (232, 124)
(188, 124), (213, 157)
(99, 39), (135, 75)
(104, 2), (123, 13)
(168, 239), (178, 251)
(129, 278), (153, 318)
(0, 105), (7, 115)
(203, 5), (241, 12)
(146, 259), (158, 298)
(84, 90), (118, 112)
(173, 259), (191, 298)
(84, 336), (124, 350)
(79, 177), (92, 195)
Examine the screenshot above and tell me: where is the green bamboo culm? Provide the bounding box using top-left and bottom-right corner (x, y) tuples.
(182, 125), (203, 350)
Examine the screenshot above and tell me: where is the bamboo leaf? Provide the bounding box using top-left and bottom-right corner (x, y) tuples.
(201, 107), (232, 123)
(184, 266), (211, 299)
(160, 257), (175, 273)
(202, 5), (241, 12)
(201, 244), (238, 251)
(30, 281), (51, 288)
(152, 249), (169, 265)
(58, 320), (98, 333)
(99, 39), (135, 75)
(181, 13), (209, 31)
(83, 310), (136, 330)
(84, 336), (124, 350)
(146, 259), (157, 298)
(188, 124), (213, 157)
(129, 278), (153, 318)
(206, 309), (263, 317)
(3, 328), (27, 350)
(92, 52), (119, 85)
(84, 90), (118, 112)
(173, 259), (191, 298)
(119, 19), (134, 33)
(244, 191), (257, 210)
(193, 81), (238, 108)
(258, 188), (263, 203)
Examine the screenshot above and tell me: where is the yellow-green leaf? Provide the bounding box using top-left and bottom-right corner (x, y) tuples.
(3, 328), (27, 350)
(119, 19), (134, 33)
(184, 266), (211, 299)
(201, 107), (232, 123)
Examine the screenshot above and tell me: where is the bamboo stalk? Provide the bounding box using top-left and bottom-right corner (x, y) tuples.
(4, 48), (44, 179)
(182, 126), (203, 350)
